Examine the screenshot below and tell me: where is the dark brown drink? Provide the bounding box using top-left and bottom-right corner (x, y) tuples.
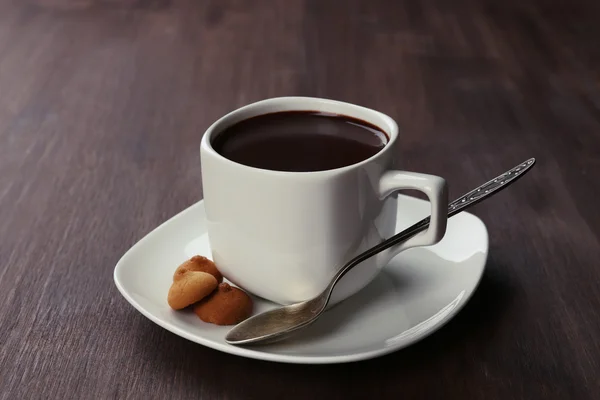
(211, 111), (388, 172)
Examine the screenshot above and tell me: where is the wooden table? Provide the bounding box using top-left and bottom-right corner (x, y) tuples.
(1, 0), (599, 398)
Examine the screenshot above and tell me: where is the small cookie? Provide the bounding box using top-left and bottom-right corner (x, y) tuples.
(173, 255), (223, 283)
(167, 271), (218, 310)
(193, 283), (253, 325)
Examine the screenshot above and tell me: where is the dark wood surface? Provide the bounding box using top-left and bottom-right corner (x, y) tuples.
(2, 0), (600, 398)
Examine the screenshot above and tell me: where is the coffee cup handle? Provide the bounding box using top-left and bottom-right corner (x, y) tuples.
(379, 170), (448, 259)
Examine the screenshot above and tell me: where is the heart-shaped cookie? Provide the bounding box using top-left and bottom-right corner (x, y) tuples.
(193, 282), (253, 325)
(173, 255), (223, 283)
(167, 271), (218, 310)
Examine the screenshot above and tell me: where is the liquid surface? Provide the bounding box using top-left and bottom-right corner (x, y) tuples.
(212, 111), (388, 172)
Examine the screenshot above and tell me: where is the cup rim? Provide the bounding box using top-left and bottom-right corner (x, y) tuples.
(200, 96), (399, 177)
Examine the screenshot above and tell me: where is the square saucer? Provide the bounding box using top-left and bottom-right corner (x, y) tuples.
(114, 195), (488, 364)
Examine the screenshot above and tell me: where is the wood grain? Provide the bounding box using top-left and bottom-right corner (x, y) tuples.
(1, 0), (600, 398)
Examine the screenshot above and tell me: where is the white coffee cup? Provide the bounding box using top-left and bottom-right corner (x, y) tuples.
(200, 97), (448, 305)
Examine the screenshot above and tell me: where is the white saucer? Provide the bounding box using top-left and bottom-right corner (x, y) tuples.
(114, 195), (488, 364)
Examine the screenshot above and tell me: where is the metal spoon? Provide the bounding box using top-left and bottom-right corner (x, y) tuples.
(225, 158), (536, 346)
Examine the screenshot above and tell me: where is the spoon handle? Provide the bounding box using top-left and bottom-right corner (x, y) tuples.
(327, 158), (536, 291)
(447, 158), (535, 216)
